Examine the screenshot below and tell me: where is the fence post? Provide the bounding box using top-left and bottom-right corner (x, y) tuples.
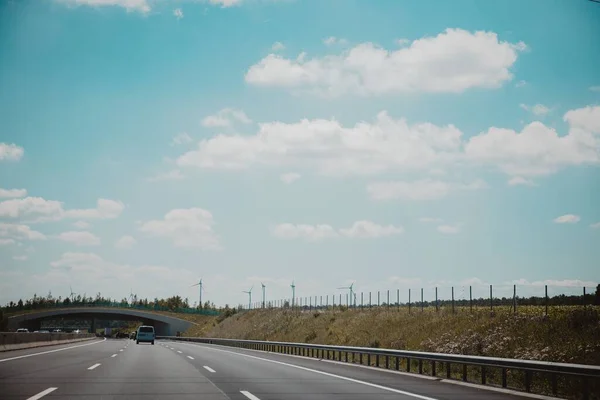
(339, 293), (342, 307)
(409, 289), (411, 314)
(451, 287), (455, 314)
(378, 291), (380, 307)
(583, 287), (586, 308)
(387, 290), (390, 308)
(361, 292), (364, 309)
(513, 285), (517, 314)
(397, 289), (400, 310)
(421, 288), (424, 312)
(369, 292), (372, 308)
(469, 286), (472, 312)
(489, 284), (493, 312)
(545, 285), (548, 316)
(435, 287), (438, 312)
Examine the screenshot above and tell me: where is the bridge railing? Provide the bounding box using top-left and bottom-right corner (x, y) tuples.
(4, 302), (219, 316)
(158, 336), (600, 400)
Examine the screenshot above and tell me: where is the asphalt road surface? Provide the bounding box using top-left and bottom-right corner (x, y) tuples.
(0, 338), (536, 400)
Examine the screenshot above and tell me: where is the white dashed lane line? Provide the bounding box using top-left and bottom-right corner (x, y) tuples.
(111, 354), (118, 358)
(177, 351), (182, 354)
(26, 387), (58, 400)
(203, 366), (216, 373)
(119, 349), (123, 352)
(187, 356), (194, 360)
(87, 363), (101, 370)
(240, 391), (261, 400)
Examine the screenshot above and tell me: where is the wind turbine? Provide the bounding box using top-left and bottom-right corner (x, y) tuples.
(242, 285), (253, 310)
(261, 282), (266, 308)
(290, 280), (296, 308)
(129, 289), (136, 306)
(337, 282), (355, 307)
(69, 286), (77, 302)
(191, 278), (204, 308)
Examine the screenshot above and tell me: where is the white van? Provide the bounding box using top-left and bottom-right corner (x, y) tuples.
(136, 325), (155, 345)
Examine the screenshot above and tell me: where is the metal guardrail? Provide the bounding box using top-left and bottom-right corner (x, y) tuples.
(158, 336), (600, 400)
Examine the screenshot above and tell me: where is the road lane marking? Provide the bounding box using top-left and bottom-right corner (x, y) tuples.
(177, 351), (182, 354)
(240, 391), (261, 400)
(111, 354), (118, 358)
(203, 366), (216, 373)
(0, 338), (106, 363)
(87, 363), (101, 370)
(187, 356), (194, 360)
(119, 349), (123, 352)
(186, 344), (439, 400)
(27, 387), (58, 400)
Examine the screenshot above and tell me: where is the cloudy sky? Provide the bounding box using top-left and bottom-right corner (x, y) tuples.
(1, 0), (599, 308)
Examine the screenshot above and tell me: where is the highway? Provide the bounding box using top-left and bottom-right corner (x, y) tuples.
(0, 338), (537, 400)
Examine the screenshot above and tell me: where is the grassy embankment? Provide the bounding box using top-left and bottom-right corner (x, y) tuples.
(183, 305), (600, 398)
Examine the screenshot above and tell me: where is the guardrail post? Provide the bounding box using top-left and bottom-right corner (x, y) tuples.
(407, 358), (411, 372)
(395, 357), (400, 370)
(367, 353), (371, 366)
(385, 355), (389, 369)
(462, 364), (467, 381)
(447, 362), (451, 379)
(502, 368), (507, 388)
(551, 373), (557, 396)
(582, 376), (589, 400)
(360, 353), (363, 365)
(418, 359), (423, 374)
(431, 360), (436, 377)
(524, 370), (531, 392)
(376, 354), (380, 367)
(482, 366), (486, 385)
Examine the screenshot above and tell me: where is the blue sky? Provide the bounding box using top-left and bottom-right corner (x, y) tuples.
(1, 0), (599, 307)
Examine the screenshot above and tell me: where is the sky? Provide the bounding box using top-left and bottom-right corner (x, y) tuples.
(1, 0), (599, 308)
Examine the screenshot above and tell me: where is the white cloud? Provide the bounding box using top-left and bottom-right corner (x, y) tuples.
(520, 103), (551, 116)
(178, 104), (600, 181)
(419, 217), (443, 223)
(271, 223), (339, 241)
(173, 7), (183, 19)
(338, 220), (403, 238)
(209, 0), (243, 7)
(0, 223), (46, 241)
(0, 197), (64, 220)
(271, 41), (285, 51)
(323, 36), (348, 46)
(553, 214), (580, 224)
(590, 222), (600, 229)
(589, 86), (600, 92)
(178, 111), (464, 175)
(465, 105), (600, 177)
(515, 80), (527, 88)
(72, 220), (91, 229)
(272, 220), (403, 241)
(367, 179), (486, 201)
(64, 199), (125, 220)
(437, 224), (460, 234)
(0, 239), (16, 245)
(147, 169), (184, 182)
(0, 197), (124, 222)
(57, 231), (101, 246)
(507, 176), (535, 186)
(509, 278), (597, 288)
(246, 28), (526, 96)
(139, 208), (221, 250)
(280, 172), (301, 184)
(0, 143), (24, 161)
(13, 255), (28, 261)
(58, 0), (150, 13)
(201, 108), (253, 128)
(170, 132), (193, 146)
(0, 188), (27, 198)
(396, 38), (410, 46)
(115, 235), (137, 249)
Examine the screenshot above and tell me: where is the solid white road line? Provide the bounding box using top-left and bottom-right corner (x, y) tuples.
(177, 351), (182, 354)
(27, 387), (58, 400)
(0, 338), (106, 363)
(187, 356), (194, 360)
(203, 366), (216, 373)
(240, 391), (261, 400)
(111, 354), (118, 358)
(87, 363), (101, 370)
(119, 349), (123, 352)
(184, 344), (439, 400)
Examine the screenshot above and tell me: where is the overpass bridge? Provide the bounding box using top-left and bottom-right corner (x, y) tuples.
(6, 307), (195, 336)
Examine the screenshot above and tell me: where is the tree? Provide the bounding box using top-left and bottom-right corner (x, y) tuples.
(595, 284), (600, 305)
(17, 299), (23, 309)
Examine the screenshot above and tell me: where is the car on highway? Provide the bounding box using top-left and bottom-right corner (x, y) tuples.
(16, 328), (29, 333)
(136, 325), (154, 345)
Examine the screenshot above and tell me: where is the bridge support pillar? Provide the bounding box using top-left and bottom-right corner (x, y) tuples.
(90, 318), (97, 334)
